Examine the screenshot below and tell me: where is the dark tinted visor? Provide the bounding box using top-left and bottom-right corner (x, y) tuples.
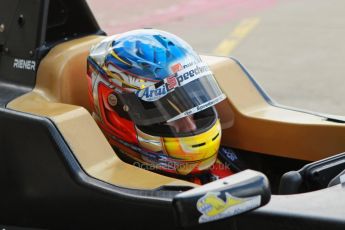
(119, 74), (225, 126)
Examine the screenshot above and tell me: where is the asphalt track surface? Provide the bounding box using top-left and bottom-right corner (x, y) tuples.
(87, 0), (345, 117)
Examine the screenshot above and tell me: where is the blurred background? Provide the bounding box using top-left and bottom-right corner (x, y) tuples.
(87, 0), (345, 116)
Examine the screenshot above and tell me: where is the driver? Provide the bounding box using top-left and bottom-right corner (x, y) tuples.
(86, 29), (235, 183)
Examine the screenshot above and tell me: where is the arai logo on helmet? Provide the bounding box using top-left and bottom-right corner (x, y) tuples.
(136, 63), (212, 102)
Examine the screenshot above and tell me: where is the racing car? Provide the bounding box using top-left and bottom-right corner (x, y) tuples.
(0, 0), (345, 229)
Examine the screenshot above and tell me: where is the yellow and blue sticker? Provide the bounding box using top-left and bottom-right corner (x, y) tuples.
(196, 192), (261, 223)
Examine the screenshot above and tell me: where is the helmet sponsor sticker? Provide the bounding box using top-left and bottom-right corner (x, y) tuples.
(171, 63), (183, 73)
(167, 94), (226, 122)
(197, 192), (261, 223)
(136, 62), (213, 102)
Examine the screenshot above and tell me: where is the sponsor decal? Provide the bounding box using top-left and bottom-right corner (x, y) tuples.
(13, 58), (36, 71)
(220, 147), (238, 162)
(136, 62), (212, 102)
(171, 63), (183, 73)
(167, 94), (226, 122)
(166, 76), (177, 90)
(197, 192), (261, 223)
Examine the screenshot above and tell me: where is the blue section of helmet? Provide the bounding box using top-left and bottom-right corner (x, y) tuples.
(87, 56), (107, 76)
(104, 29), (196, 80)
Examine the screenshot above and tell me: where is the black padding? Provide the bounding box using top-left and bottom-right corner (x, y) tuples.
(279, 152), (345, 194)
(0, 0), (104, 108)
(328, 169), (345, 187)
(0, 0), (47, 107)
(279, 171), (303, 195)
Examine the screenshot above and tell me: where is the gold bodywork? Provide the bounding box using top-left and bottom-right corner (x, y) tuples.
(210, 56), (345, 161)
(7, 36), (196, 189)
(7, 35), (345, 189)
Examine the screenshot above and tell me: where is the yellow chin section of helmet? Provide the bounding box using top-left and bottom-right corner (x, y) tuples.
(163, 119), (222, 175)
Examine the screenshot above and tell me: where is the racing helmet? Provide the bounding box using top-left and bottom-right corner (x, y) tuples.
(87, 29), (226, 176)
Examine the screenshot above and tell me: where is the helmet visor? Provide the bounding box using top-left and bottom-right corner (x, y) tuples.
(119, 67), (226, 126)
